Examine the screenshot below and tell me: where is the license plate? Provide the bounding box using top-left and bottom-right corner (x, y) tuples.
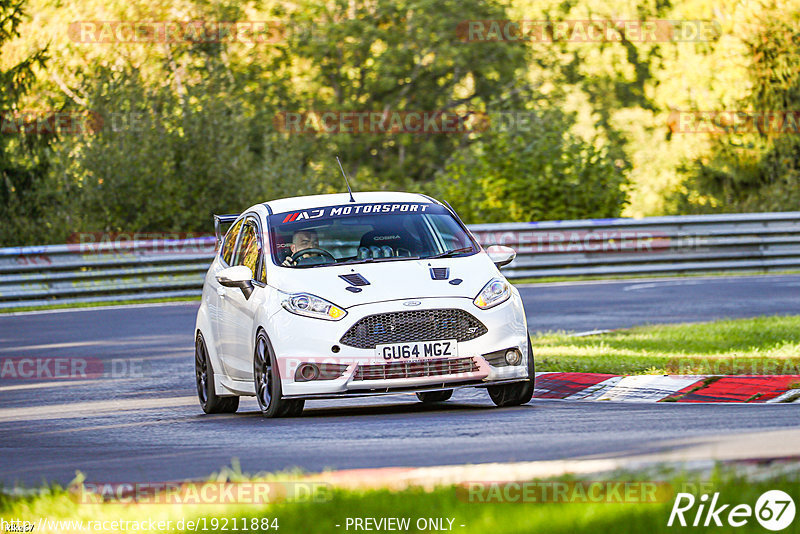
(375, 340), (458, 361)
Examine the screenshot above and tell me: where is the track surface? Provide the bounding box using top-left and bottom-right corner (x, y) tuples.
(0, 274), (798, 486)
(524, 274), (800, 332)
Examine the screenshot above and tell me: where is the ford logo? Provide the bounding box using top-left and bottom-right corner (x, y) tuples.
(403, 300), (421, 306)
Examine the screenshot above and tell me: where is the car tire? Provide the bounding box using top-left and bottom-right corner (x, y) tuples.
(254, 331), (297, 418)
(487, 336), (535, 407)
(416, 390), (453, 403)
(195, 332), (239, 414)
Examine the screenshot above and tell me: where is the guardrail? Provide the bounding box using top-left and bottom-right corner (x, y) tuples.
(1, 212), (799, 310)
(471, 211), (800, 279)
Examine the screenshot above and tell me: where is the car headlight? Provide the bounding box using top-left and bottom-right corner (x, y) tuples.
(282, 293), (347, 320)
(473, 278), (511, 309)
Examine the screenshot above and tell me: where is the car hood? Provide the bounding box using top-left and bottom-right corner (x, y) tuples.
(268, 253), (499, 308)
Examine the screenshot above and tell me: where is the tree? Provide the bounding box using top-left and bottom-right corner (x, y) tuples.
(432, 108), (628, 223)
(58, 36), (312, 234)
(273, 0), (532, 186)
(673, 1), (800, 213)
(0, 0), (50, 245)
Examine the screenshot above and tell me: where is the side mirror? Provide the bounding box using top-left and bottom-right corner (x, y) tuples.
(216, 265), (254, 299)
(486, 245), (516, 268)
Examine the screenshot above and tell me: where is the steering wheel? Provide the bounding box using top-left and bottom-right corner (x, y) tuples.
(289, 247), (336, 264)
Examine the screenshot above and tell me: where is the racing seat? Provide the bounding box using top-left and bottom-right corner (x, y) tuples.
(358, 229), (417, 259)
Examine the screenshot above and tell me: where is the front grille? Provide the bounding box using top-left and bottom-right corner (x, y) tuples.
(340, 308), (488, 349)
(352, 357), (479, 381)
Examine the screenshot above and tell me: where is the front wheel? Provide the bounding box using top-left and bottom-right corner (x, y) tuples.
(195, 332), (239, 414)
(254, 331), (304, 418)
(487, 336), (535, 407)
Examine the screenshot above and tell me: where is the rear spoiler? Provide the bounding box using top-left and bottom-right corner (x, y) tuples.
(213, 214), (240, 249)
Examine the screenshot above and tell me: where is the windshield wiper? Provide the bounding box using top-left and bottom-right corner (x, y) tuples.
(373, 255), (420, 262)
(337, 256), (420, 266)
(424, 247), (475, 260)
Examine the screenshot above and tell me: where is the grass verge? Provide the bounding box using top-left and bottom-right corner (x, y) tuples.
(1, 468), (798, 533)
(533, 315), (800, 375)
(510, 269), (800, 285)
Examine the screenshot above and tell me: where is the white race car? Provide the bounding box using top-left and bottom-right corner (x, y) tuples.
(194, 192), (533, 417)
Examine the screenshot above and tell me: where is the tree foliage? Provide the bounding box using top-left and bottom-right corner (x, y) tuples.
(432, 108), (628, 223)
(0, 0), (50, 244)
(2, 0), (798, 246)
(673, 3), (800, 213)
(274, 0), (533, 186)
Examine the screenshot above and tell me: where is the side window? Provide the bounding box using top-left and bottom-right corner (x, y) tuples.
(233, 221), (261, 277)
(260, 254), (266, 283)
(221, 219), (243, 265)
(425, 214), (469, 251)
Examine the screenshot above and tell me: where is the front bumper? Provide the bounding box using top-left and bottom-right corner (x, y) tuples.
(269, 296), (530, 398)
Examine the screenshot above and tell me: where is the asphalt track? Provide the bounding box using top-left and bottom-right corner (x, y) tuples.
(0, 274), (798, 486)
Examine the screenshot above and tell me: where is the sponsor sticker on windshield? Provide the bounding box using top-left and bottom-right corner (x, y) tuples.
(274, 202), (444, 224)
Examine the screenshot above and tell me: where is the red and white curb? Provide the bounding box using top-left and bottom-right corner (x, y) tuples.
(533, 373), (800, 403)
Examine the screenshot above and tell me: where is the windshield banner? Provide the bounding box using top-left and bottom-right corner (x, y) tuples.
(272, 202), (447, 225)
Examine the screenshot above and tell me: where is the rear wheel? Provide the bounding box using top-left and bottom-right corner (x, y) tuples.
(253, 331), (303, 418)
(195, 333), (239, 414)
(487, 336), (535, 407)
(416, 390), (453, 403)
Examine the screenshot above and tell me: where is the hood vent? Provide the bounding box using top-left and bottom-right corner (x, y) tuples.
(339, 273), (370, 286)
(429, 267), (450, 280)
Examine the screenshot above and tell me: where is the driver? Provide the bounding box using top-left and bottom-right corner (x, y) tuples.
(282, 229), (320, 266)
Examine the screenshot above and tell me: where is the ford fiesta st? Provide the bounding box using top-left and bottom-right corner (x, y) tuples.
(194, 192), (533, 417)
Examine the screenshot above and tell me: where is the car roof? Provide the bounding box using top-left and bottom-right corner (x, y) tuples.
(262, 192), (438, 214)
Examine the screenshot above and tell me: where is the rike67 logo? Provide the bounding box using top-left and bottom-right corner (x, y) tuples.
(668, 490), (796, 531)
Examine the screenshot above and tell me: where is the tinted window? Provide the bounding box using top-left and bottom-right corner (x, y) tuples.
(268, 202), (477, 268)
(260, 255), (266, 283)
(234, 221), (261, 277)
(221, 218), (243, 265)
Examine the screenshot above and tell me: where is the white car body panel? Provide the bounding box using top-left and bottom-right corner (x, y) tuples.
(269, 254), (494, 308)
(195, 192), (531, 403)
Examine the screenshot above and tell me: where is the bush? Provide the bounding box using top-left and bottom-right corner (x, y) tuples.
(430, 109), (629, 223)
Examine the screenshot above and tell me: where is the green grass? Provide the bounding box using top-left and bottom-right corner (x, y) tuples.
(254, 473), (800, 534)
(533, 315), (800, 375)
(2, 469), (798, 533)
(0, 296), (200, 314)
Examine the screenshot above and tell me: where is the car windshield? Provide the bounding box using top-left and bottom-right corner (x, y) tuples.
(268, 201), (478, 268)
